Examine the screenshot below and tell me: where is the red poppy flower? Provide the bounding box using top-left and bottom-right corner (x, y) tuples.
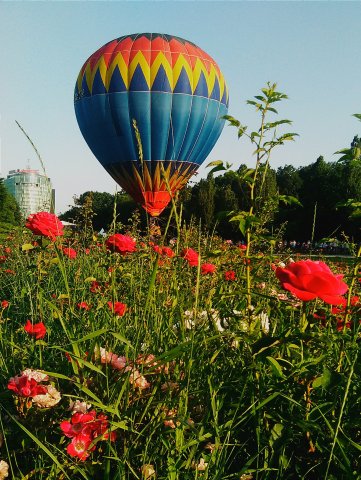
(106, 234), (136, 255)
(63, 247), (77, 259)
(152, 245), (175, 258)
(152, 244), (162, 255)
(25, 212), (64, 240)
(181, 248), (199, 267)
(77, 302), (91, 311)
(275, 259), (348, 305)
(161, 246), (175, 258)
(90, 281), (101, 293)
(107, 301), (127, 316)
(201, 263), (216, 275)
(1, 300), (9, 309)
(224, 270), (236, 281)
(24, 320), (47, 339)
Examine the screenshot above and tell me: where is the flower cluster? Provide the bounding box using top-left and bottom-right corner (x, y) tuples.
(60, 409), (116, 460)
(8, 369), (61, 408)
(95, 348), (174, 391)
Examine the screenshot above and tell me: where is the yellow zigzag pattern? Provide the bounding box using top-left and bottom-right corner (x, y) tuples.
(77, 52), (228, 101)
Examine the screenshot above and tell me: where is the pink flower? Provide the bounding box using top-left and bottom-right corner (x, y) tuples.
(107, 301), (127, 316)
(201, 263), (216, 275)
(24, 320), (47, 339)
(106, 234), (136, 255)
(63, 247), (77, 259)
(181, 248), (199, 267)
(111, 355), (129, 371)
(25, 212), (64, 240)
(66, 433), (93, 461)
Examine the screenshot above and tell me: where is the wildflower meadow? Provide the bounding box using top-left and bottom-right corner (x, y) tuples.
(1, 85), (361, 480)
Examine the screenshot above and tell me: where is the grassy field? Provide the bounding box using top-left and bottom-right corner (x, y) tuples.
(0, 214), (360, 480)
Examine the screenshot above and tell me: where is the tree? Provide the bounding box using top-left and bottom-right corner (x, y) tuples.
(0, 179), (22, 225)
(276, 165), (302, 197)
(60, 191), (137, 231)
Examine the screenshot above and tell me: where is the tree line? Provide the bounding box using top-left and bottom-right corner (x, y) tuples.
(1, 137), (359, 243)
(59, 136), (361, 242)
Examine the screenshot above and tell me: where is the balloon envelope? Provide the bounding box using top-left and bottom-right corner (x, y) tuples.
(74, 33), (229, 216)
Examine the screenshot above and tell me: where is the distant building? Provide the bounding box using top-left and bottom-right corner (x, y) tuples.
(4, 169), (55, 220)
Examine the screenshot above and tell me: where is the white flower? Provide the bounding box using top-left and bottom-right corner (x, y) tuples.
(258, 311), (270, 334)
(0, 460), (9, 479)
(32, 385), (61, 408)
(141, 464), (156, 478)
(68, 399), (91, 413)
(192, 458), (208, 471)
(129, 369), (150, 390)
(22, 369), (49, 382)
(232, 310), (249, 332)
(183, 310), (196, 330)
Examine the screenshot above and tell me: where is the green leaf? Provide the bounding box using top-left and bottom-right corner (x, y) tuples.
(229, 214), (246, 235)
(21, 243), (34, 251)
(263, 120), (292, 130)
(71, 327), (109, 344)
(279, 195), (303, 207)
(276, 133), (299, 143)
(222, 115), (240, 127)
(110, 331), (134, 349)
(313, 368), (331, 389)
(247, 100), (263, 111)
(205, 160), (231, 175)
(206, 160), (224, 168)
(266, 356), (284, 378)
(271, 423), (284, 441)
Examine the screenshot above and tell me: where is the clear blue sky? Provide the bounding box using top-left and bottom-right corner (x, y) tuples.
(1, 1), (361, 214)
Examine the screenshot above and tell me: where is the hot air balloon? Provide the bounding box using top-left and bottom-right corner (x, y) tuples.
(74, 33), (229, 216)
